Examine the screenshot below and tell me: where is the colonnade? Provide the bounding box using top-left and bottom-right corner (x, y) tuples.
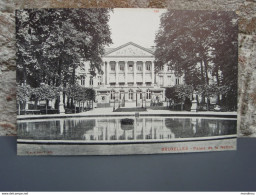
(103, 60), (155, 86)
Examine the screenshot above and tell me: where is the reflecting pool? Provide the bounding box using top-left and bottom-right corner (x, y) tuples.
(17, 117), (237, 142)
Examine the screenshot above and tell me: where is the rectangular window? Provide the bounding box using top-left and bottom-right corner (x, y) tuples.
(146, 64), (151, 71)
(146, 82), (151, 86)
(98, 76), (102, 86)
(120, 64), (124, 71)
(81, 76), (85, 86)
(128, 82), (133, 86)
(129, 64), (133, 71)
(146, 90), (151, 99)
(89, 77), (93, 86)
(137, 64), (142, 71)
(119, 82), (125, 86)
(137, 82), (143, 86)
(128, 90), (133, 100)
(111, 64), (115, 71)
(110, 83), (116, 86)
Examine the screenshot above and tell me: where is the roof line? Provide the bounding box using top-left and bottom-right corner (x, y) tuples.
(104, 42), (154, 56)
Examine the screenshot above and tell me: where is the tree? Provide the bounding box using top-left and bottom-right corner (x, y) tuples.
(64, 84), (96, 113)
(17, 85), (32, 115)
(31, 84), (60, 113)
(195, 84), (229, 110)
(165, 85), (193, 110)
(155, 10), (238, 110)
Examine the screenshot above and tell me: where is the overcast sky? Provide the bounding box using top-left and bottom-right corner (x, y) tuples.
(108, 8), (166, 49)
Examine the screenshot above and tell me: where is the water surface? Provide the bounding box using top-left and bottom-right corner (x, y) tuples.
(18, 117), (237, 142)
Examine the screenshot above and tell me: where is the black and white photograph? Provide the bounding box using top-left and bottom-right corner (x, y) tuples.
(16, 8), (238, 155)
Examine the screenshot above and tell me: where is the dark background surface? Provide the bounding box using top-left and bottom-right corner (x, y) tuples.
(0, 136), (255, 191)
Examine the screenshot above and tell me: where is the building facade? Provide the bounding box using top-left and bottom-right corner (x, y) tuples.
(77, 42), (184, 108)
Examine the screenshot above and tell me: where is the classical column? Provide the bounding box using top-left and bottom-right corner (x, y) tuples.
(116, 61), (119, 85)
(124, 61), (128, 85)
(151, 61), (154, 86)
(142, 61), (145, 85)
(134, 61), (137, 85)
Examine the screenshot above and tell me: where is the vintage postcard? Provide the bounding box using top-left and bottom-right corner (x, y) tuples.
(16, 8), (238, 155)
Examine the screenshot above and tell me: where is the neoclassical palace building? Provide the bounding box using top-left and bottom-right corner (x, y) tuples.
(77, 42), (184, 108)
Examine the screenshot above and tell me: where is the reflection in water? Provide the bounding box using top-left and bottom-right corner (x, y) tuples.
(18, 117), (237, 141)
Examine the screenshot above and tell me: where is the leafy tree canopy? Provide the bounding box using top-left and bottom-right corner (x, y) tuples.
(16, 8), (113, 87)
(155, 10), (238, 108)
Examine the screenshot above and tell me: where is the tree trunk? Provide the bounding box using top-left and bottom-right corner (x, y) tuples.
(71, 98), (74, 108)
(56, 58), (62, 111)
(63, 92), (67, 108)
(67, 97), (70, 108)
(203, 58), (209, 85)
(200, 60), (205, 84)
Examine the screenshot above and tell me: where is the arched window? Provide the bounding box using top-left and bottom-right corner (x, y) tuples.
(80, 76), (85, 86)
(146, 89), (151, 99)
(128, 90), (133, 100)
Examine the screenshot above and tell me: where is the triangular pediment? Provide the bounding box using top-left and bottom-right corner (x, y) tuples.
(104, 42), (154, 57)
